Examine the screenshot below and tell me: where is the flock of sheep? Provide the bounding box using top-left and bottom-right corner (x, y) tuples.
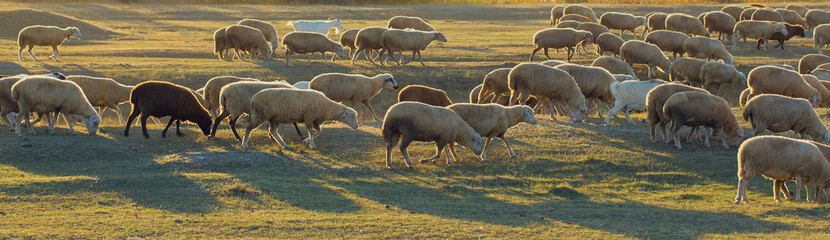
(7, 3), (830, 204)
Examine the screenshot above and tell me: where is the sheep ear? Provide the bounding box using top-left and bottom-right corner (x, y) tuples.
(736, 129), (744, 138)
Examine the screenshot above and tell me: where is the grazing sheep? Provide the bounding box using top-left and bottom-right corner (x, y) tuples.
(225, 25), (272, 61)
(732, 20), (788, 51)
(777, 9), (807, 27)
(397, 85), (452, 107)
(555, 20), (582, 29)
(697, 11), (712, 25)
(806, 10), (830, 31)
(378, 29), (447, 66)
(755, 23), (805, 50)
(591, 56), (638, 80)
(575, 22), (610, 54)
(550, 6), (566, 27)
(238, 19), (280, 53)
(800, 54), (830, 74)
(721, 5), (747, 22)
(605, 80), (667, 125)
(646, 83), (709, 142)
(0, 73), (66, 130)
(11, 76), (100, 136)
(646, 12), (669, 34)
(447, 104), (536, 162)
(698, 61), (746, 95)
(683, 37), (733, 66)
(703, 11), (738, 43)
(287, 18), (344, 35)
(17, 25), (82, 62)
(382, 102), (483, 168)
(387, 16), (436, 32)
(560, 14), (593, 23)
(241, 89), (358, 150)
(282, 31), (344, 67)
(124, 81), (211, 139)
(668, 57), (707, 84)
(554, 64), (617, 118)
(666, 13), (711, 37)
(203, 76), (260, 118)
(595, 32), (624, 57)
(816, 24), (830, 54)
(292, 81), (310, 89)
(334, 29), (359, 61)
(746, 66), (820, 107)
(309, 73), (398, 122)
(65, 75), (133, 125)
(599, 12), (646, 39)
(743, 94), (829, 141)
(477, 68), (512, 104)
(213, 27), (229, 60)
(508, 63), (588, 122)
(210, 81), (303, 141)
(802, 74), (830, 107)
(786, 5), (809, 18)
(664, 91), (743, 149)
(740, 8), (759, 21)
(619, 40), (672, 79)
(563, 5), (598, 22)
(351, 27), (389, 65)
(645, 30), (690, 59)
(736, 136), (830, 204)
(530, 28), (592, 62)
(751, 8), (784, 22)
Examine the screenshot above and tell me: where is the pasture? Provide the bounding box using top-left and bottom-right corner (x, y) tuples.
(1, 2), (830, 239)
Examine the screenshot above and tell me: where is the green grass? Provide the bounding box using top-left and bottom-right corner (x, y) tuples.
(1, 2), (830, 239)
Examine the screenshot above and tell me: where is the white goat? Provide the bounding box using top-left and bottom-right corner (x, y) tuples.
(286, 18), (344, 36)
(605, 80), (667, 125)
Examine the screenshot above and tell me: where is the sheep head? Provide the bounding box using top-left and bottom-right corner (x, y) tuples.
(333, 45), (344, 58)
(338, 108), (359, 130)
(432, 32), (448, 43)
(84, 115), (101, 135)
(777, 23), (789, 36)
(519, 106), (537, 125)
(570, 105), (588, 123)
(378, 73), (399, 90)
(67, 27), (82, 40)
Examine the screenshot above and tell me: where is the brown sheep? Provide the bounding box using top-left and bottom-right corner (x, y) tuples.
(755, 23), (805, 50)
(619, 40), (672, 79)
(508, 63), (588, 122)
(667, 57), (707, 85)
(743, 94), (829, 142)
(599, 12), (647, 39)
(663, 91), (743, 150)
(751, 8), (784, 22)
(124, 81), (212, 139)
(666, 13), (710, 37)
(698, 61), (746, 95)
(397, 85), (452, 107)
(447, 104), (536, 162)
(595, 32), (624, 57)
(530, 28), (593, 62)
(387, 16), (436, 32)
(806, 10), (830, 31)
(351, 27), (389, 65)
(282, 31), (344, 67)
(591, 56), (638, 80)
(746, 66), (820, 107)
(646, 83), (709, 142)
(645, 30), (690, 59)
(799, 54), (830, 74)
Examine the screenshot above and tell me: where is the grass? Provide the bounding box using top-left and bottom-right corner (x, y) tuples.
(1, 2), (830, 239)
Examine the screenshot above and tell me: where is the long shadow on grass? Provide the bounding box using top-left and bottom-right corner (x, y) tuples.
(0, 62), (31, 75)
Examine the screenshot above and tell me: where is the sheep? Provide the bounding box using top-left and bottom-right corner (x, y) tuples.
(550, 6), (566, 27)
(241, 89), (358, 150)
(755, 23), (805, 50)
(604, 80), (667, 125)
(697, 11), (711, 25)
(816, 24), (830, 54)
(816, 69), (830, 81)
(575, 22), (610, 54)
(530, 28), (592, 62)
(786, 5), (809, 18)
(225, 25), (272, 61)
(746, 66), (820, 107)
(740, 8), (759, 21)
(800, 54), (830, 74)
(334, 29), (359, 61)
(563, 5), (598, 22)
(210, 81), (304, 140)
(646, 12), (668, 34)
(664, 91), (743, 150)
(743, 94), (829, 142)
(802, 74), (830, 107)
(554, 64), (617, 118)
(732, 20), (788, 51)
(286, 18), (344, 35)
(646, 83), (709, 142)
(555, 20), (582, 29)
(398, 85), (452, 107)
(203, 76), (260, 118)
(292, 81), (310, 89)
(0, 73), (66, 130)
(599, 12), (646, 39)
(735, 136), (830, 204)
(668, 57), (707, 84)
(124, 81), (211, 138)
(477, 68), (512, 104)
(751, 8), (784, 22)
(471, 84), (538, 107)
(309, 73), (398, 122)
(508, 63), (588, 122)
(378, 29), (447, 66)
(11, 76), (100, 136)
(559, 14), (593, 23)
(613, 74), (638, 81)
(698, 61), (746, 95)
(619, 40), (672, 79)
(595, 32), (624, 57)
(681, 37), (733, 65)
(721, 5), (747, 22)
(382, 101), (483, 169)
(540, 59), (569, 67)
(777, 9), (807, 27)
(213, 27), (229, 60)
(591, 56), (638, 80)
(387, 16), (436, 32)
(282, 31), (344, 67)
(806, 10), (830, 31)
(645, 30), (690, 59)
(666, 13), (711, 37)
(65, 75), (133, 125)
(703, 11), (738, 43)
(447, 104), (536, 162)
(17, 25), (82, 62)
(238, 19), (280, 53)
(351, 27), (389, 65)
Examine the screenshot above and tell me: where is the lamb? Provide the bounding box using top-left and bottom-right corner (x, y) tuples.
(806, 10), (830, 31)
(213, 27), (229, 60)
(555, 21), (582, 29)
(563, 5), (598, 22)
(507, 63), (588, 122)
(746, 66), (820, 107)
(599, 12), (647, 39)
(740, 8), (759, 21)
(11, 76), (101, 136)
(238, 19), (280, 53)
(667, 57), (707, 85)
(664, 91), (743, 150)
(802, 74), (830, 107)
(595, 32), (624, 57)
(382, 101), (483, 169)
(378, 29), (447, 66)
(743, 94), (829, 141)
(799, 54), (830, 74)
(550, 6), (566, 27)
(703, 11), (737, 43)
(282, 31), (344, 67)
(530, 28), (592, 62)
(698, 61), (746, 95)
(397, 85), (452, 107)
(559, 14), (593, 23)
(604, 80), (667, 125)
(645, 30), (690, 59)
(334, 29), (359, 61)
(225, 25), (271, 61)
(447, 104), (536, 162)
(735, 136), (830, 204)
(210, 80), (304, 141)
(786, 5), (809, 18)
(721, 5), (747, 22)
(351, 27), (389, 65)
(124, 81), (211, 138)
(65, 75), (133, 125)
(815, 24), (830, 54)
(387, 16), (436, 32)
(751, 8), (784, 22)
(203, 76), (260, 118)
(309, 73), (398, 122)
(292, 81), (310, 89)
(477, 68), (512, 104)
(777, 9), (807, 27)
(732, 20), (788, 51)
(17, 25), (82, 62)
(646, 12), (668, 34)
(665, 13), (711, 37)
(646, 83), (709, 142)
(754, 23), (805, 50)
(286, 18), (344, 35)
(619, 40), (672, 79)
(241, 89), (358, 150)
(591, 56), (638, 80)
(554, 64), (617, 118)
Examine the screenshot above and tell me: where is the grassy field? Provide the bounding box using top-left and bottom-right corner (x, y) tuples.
(1, 2), (830, 239)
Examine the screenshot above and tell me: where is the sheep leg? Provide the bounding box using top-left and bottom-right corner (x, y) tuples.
(622, 108), (636, 125)
(350, 47), (362, 64)
(285, 50), (293, 67)
(108, 104), (125, 125)
(795, 177), (804, 204)
(26, 46), (38, 62)
(566, 47), (574, 62)
(241, 118), (264, 150)
(385, 132), (402, 169)
(685, 126), (697, 143)
(671, 121), (683, 150)
(774, 179), (784, 202)
(18, 46), (24, 62)
(543, 48), (551, 60)
(266, 121), (288, 148)
(498, 136), (517, 158)
(323, 52), (331, 66)
(419, 142), (449, 166)
(124, 107), (140, 136)
(302, 121), (317, 150)
(64, 114), (79, 135)
(478, 138), (491, 161)
(388, 51), (402, 66)
(777, 180), (792, 200)
(175, 120), (184, 137)
(161, 117), (176, 138)
(306, 53), (313, 66)
(44, 112), (55, 135)
(359, 101), (381, 122)
(604, 103), (624, 125)
(371, 49), (382, 65)
(48, 45), (60, 62)
(735, 177), (748, 204)
(140, 114), (150, 138)
(399, 135), (415, 168)
(529, 47), (542, 62)
(233, 48), (243, 61)
(416, 51), (425, 67)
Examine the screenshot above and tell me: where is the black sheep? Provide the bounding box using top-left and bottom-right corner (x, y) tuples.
(124, 81), (212, 138)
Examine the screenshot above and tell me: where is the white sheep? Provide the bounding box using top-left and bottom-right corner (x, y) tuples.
(286, 18), (343, 36)
(65, 75), (133, 125)
(605, 80), (667, 125)
(379, 29), (447, 66)
(806, 10), (830, 32)
(11, 76), (101, 136)
(351, 27), (389, 65)
(17, 25), (82, 62)
(563, 5), (598, 22)
(225, 25), (272, 61)
(703, 11), (738, 44)
(667, 57), (707, 84)
(309, 73), (399, 122)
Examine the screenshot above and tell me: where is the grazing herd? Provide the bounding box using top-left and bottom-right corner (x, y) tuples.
(6, 3), (830, 205)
